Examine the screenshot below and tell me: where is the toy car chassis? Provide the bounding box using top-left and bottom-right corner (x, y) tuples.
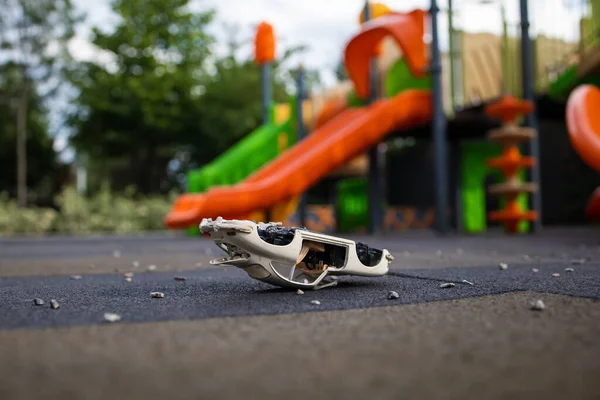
(199, 217), (394, 290)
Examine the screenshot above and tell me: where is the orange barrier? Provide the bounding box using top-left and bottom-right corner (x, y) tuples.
(566, 85), (600, 172)
(164, 90), (432, 228)
(566, 84), (600, 221)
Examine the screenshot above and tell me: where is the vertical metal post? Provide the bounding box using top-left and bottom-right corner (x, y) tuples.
(364, 1), (385, 235)
(296, 65), (307, 227)
(448, 0), (457, 111)
(520, 0), (543, 232)
(260, 62), (272, 124)
(261, 61), (272, 222)
(430, 0), (450, 233)
(501, 4), (509, 94)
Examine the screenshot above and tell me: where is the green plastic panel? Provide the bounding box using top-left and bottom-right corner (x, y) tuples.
(336, 177), (369, 233)
(460, 140), (530, 233)
(384, 58), (432, 97)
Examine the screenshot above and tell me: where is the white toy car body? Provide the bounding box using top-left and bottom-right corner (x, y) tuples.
(199, 217), (393, 290)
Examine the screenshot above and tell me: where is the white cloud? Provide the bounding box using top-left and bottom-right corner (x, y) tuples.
(69, 0), (585, 88)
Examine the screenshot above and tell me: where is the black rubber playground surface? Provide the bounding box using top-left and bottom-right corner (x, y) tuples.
(2, 261), (598, 330)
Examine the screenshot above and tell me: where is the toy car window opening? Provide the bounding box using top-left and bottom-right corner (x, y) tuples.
(257, 224), (384, 267)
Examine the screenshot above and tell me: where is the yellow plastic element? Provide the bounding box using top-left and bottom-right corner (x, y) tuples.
(358, 2), (392, 24)
(274, 103), (290, 123)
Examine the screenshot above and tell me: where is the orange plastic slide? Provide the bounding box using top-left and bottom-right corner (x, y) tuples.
(565, 84), (600, 220)
(164, 90), (432, 228)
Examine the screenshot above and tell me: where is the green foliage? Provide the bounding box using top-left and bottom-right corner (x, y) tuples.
(67, 0), (217, 193)
(68, 0), (308, 193)
(0, 185), (175, 235)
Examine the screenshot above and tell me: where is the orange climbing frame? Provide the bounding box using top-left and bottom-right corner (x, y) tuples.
(344, 9), (428, 99)
(484, 95), (539, 233)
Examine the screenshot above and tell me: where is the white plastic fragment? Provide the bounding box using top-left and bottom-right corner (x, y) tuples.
(439, 282), (456, 289)
(552, 273), (560, 277)
(123, 272), (134, 278)
(565, 267), (575, 272)
(147, 265), (157, 271)
(50, 299), (60, 309)
(461, 279), (474, 286)
(530, 300), (545, 311)
(151, 292), (165, 298)
(499, 263), (508, 270)
(70, 275), (82, 280)
(132, 261), (140, 268)
(296, 289), (304, 295)
(33, 298), (44, 306)
(310, 300), (321, 305)
(104, 312), (122, 323)
(388, 290), (400, 300)
(125, 277), (132, 283)
(532, 268), (539, 272)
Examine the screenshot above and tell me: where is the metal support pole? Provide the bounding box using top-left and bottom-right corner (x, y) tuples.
(296, 65), (307, 227)
(364, 1), (385, 235)
(260, 62), (272, 124)
(520, 0), (543, 232)
(430, 0), (450, 233)
(501, 4), (509, 94)
(261, 61), (272, 222)
(448, 0), (457, 111)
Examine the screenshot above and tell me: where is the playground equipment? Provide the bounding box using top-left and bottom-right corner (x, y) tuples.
(166, 1), (577, 234)
(164, 8), (432, 229)
(566, 84), (600, 221)
(484, 96), (539, 233)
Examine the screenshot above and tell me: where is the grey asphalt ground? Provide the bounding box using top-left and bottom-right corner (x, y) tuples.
(1, 227), (600, 399)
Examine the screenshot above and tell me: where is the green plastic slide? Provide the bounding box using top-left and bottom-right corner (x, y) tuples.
(185, 99), (297, 234)
(187, 120), (292, 194)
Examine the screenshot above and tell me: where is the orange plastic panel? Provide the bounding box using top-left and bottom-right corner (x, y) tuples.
(164, 90), (432, 228)
(255, 22), (275, 64)
(484, 95), (534, 123)
(566, 85), (600, 173)
(586, 187), (600, 221)
(344, 10), (427, 99)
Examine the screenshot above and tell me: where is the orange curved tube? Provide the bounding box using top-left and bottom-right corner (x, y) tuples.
(566, 85), (600, 221)
(566, 84), (600, 172)
(586, 187), (600, 221)
(344, 10), (427, 99)
(164, 90), (432, 228)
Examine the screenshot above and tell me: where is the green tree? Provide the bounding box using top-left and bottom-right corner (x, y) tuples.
(190, 22), (308, 162)
(69, 3), (311, 193)
(0, 0), (80, 206)
(68, 0), (216, 193)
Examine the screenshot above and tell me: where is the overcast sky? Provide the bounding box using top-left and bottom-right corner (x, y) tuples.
(54, 0), (585, 158)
